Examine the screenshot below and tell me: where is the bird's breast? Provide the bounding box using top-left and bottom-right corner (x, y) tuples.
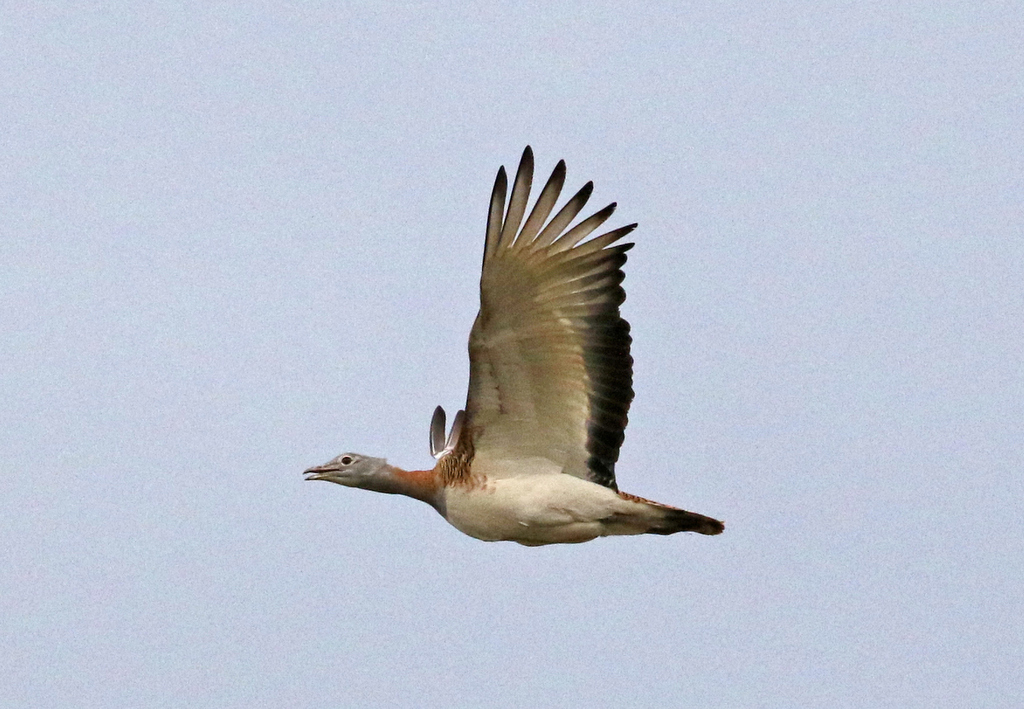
(441, 468), (626, 545)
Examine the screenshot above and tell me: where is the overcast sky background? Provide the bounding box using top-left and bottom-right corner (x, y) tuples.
(2, 2), (1022, 707)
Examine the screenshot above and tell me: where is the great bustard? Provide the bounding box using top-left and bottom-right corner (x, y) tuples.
(305, 148), (724, 546)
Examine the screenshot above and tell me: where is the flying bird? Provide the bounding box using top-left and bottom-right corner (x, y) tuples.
(305, 147), (724, 545)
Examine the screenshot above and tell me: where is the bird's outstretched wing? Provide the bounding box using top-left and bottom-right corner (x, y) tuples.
(463, 147), (636, 490)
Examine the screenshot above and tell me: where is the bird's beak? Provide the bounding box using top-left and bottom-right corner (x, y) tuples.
(303, 464), (337, 482)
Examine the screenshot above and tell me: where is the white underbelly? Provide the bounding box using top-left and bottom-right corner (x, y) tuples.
(442, 471), (633, 546)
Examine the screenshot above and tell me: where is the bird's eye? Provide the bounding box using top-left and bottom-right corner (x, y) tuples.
(340, 455), (354, 465)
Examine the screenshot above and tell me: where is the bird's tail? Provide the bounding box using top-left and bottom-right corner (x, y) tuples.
(617, 491), (725, 536)
(652, 507), (725, 536)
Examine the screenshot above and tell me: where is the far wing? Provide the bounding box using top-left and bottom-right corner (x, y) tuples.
(463, 147), (635, 490)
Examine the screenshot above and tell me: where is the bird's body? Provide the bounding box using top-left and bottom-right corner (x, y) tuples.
(306, 148), (723, 545)
(447, 472), (643, 546)
(444, 466), (720, 545)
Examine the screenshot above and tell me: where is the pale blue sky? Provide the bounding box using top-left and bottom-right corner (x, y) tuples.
(2, 2), (1022, 707)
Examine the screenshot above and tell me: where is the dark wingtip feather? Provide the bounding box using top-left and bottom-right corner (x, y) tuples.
(483, 165), (509, 265)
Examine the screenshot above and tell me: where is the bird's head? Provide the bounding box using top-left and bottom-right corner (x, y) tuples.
(303, 453), (390, 489)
